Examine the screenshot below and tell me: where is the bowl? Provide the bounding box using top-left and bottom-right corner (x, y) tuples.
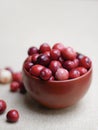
(22, 63), (92, 109)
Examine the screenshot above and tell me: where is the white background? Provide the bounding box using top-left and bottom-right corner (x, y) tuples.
(0, 0), (98, 130)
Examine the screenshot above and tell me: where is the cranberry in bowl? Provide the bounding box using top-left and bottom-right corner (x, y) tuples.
(22, 43), (92, 109)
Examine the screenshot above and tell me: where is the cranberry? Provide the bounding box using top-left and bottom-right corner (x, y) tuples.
(24, 62), (33, 71)
(49, 60), (62, 74)
(73, 58), (79, 67)
(77, 53), (84, 60)
(55, 68), (69, 80)
(37, 54), (50, 66)
(43, 51), (50, 57)
(28, 46), (38, 55)
(30, 65), (44, 77)
(10, 81), (20, 92)
(39, 43), (51, 53)
(25, 56), (32, 62)
(40, 68), (52, 80)
(0, 69), (12, 84)
(52, 43), (65, 51)
(31, 54), (39, 64)
(58, 56), (64, 65)
(6, 109), (19, 122)
(49, 76), (55, 81)
(69, 69), (80, 79)
(61, 47), (77, 60)
(19, 82), (27, 94)
(79, 56), (92, 69)
(5, 67), (13, 74)
(12, 72), (22, 82)
(63, 60), (75, 70)
(0, 100), (7, 114)
(50, 49), (61, 60)
(76, 67), (87, 75)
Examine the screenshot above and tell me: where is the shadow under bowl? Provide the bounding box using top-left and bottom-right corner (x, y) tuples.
(22, 64), (92, 109)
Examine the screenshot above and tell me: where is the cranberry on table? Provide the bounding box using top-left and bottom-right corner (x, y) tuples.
(49, 60), (62, 74)
(37, 54), (50, 66)
(50, 49), (61, 60)
(79, 56), (92, 69)
(12, 72), (22, 82)
(5, 67), (13, 74)
(24, 62), (33, 71)
(19, 82), (27, 94)
(55, 68), (69, 80)
(40, 68), (52, 80)
(52, 43), (65, 51)
(31, 54), (39, 64)
(30, 64), (44, 77)
(39, 43), (51, 53)
(61, 47), (77, 60)
(69, 69), (80, 79)
(0, 100), (7, 114)
(10, 81), (20, 92)
(6, 109), (19, 123)
(76, 67), (87, 75)
(0, 69), (12, 84)
(28, 46), (38, 55)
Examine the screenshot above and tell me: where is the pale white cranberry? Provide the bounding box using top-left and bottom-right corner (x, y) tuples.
(0, 69), (12, 84)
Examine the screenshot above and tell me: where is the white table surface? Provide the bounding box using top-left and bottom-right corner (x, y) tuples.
(0, 0), (98, 130)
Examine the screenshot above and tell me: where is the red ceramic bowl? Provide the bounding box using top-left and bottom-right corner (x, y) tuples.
(22, 62), (92, 109)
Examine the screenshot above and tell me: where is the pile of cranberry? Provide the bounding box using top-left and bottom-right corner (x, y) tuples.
(0, 69), (26, 123)
(24, 43), (92, 81)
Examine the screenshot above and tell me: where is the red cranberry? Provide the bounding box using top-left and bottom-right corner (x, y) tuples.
(37, 54), (50, 66)
(61, 47), (77, 60)
(43, 51), (50, 57)
(28, 46), (38, 55)
(52, 43), (65, 51)
(73, 58), (79, 67)
(76, 67), (87, 75)
(58, 56), (64, 65)
(69, 69), (80, 79)
(12, 72), (22, 82)
(79, 56), (91, 69)
(50, 49), (61, 60)
(25, 56), (32, 62)
(55, 68), (69, 80)
(49, 60), (62, 74)
(0, 100), (7, 114)
(6, 109), (19, 122)
(40, 68), (52, 80)
(77, 53), (84, 60)
(39, 43), (51, 53)
(31, 54), (39, 64)
(30, 65), (44, 77)
(24, 62), (33, 71)
(19, 82), (27, 94)
(49, 76), (55, 81)
(63, 60), (75, 70)
(10, 81), (20, 92)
